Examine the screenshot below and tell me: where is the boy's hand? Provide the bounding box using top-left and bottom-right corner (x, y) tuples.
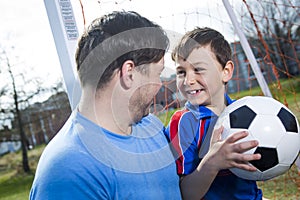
(180, 126), (261, 199)
(206, 126), (261, 172)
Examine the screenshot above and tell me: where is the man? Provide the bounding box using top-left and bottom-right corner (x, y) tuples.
(30, 11), (260, 199)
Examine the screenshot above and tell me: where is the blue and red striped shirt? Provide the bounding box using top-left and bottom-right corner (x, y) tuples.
(165, 94), (263, 200)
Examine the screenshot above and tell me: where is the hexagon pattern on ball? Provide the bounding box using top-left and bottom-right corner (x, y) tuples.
(215, 96), (300, 181)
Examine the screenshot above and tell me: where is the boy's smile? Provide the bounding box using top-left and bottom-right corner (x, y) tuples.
(175, 45), (233, 113)
(185, 88), (205, 99)
(186, 89), (203, 95)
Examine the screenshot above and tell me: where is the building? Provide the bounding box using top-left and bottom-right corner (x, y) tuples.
(0, 92), (71, 151)
(227, 41), (276, 94)
(228, 39), (300, 94)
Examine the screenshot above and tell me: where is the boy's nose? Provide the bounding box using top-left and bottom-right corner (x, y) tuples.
(184, 73), (196, 85)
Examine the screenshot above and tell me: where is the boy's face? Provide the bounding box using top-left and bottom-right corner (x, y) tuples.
(175, 45), (231, 107)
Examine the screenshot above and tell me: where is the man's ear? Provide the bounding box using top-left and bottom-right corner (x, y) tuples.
(120, 60), (135, 89)
(222, 60), (234, 83)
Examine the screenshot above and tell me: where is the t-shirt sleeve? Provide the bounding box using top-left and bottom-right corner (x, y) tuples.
(167, 111), (200, 175)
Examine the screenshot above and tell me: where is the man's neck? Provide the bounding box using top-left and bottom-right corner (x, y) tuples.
(78, 89), (132, 136)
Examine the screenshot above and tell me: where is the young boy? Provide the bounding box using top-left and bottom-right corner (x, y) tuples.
(165, 27), (263, 199)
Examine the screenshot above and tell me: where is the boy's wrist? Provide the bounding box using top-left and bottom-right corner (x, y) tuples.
(198, 154), (220, 176)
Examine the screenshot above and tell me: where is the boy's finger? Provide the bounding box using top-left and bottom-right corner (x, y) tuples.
(226, 131), (249, 143)
(234, 140), (259, 153)
(233, 162), (258, 172)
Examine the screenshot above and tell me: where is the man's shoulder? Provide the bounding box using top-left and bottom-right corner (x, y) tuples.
(38, 136), (91, 172)
(138, 114), (164, 129)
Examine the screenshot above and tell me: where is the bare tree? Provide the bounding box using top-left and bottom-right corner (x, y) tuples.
(238, 0), (300, 77)
(0, 47), (46, 173)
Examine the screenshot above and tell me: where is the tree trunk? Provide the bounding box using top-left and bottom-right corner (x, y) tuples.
(8, 64), (31, 173)
(15, 100), (31, 173)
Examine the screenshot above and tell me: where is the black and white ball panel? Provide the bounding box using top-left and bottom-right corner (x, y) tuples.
(215, 96), (300, 181)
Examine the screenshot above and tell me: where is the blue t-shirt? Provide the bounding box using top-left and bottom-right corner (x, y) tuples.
(165, 94), (263, 200)
(30, 110), (181, 200)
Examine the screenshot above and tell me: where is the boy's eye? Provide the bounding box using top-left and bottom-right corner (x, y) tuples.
(194, 67), (204, 73)
(176, 70), (185, 76)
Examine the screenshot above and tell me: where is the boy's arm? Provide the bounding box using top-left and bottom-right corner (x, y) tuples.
(180, 127), (261, 200)
(166, 110), (199, 175)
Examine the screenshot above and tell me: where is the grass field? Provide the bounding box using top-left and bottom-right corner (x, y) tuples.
(0, 77), (299, 199)
(0, 145), (45, 200)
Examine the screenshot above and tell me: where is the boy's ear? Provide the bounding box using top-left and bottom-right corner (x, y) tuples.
(222, 61), (234, 83)
(120, 60), (135, 89)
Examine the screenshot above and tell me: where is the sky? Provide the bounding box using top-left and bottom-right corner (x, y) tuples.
(0, 0), (61, 85)
(0, 0), (240, 99)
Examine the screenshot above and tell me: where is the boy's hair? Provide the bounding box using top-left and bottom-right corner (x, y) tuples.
(75, 11), (169, 89)
(172, 27), (232, 68)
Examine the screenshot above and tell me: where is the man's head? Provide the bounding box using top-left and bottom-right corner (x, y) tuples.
(172, 27), (234, 108)
(76, 11), (169, 126)
(75, 11), (169, 90)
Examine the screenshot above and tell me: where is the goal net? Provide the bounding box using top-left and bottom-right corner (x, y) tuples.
(44, 0), (300, 198)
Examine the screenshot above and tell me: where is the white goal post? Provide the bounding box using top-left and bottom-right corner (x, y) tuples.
(44, 0), (82, 110)
(222, 0), (272, 97)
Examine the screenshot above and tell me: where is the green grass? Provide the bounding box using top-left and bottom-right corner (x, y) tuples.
(0, 145), (45, 200)
(257, 165), (300, 200)
(0, 171), (34, 200)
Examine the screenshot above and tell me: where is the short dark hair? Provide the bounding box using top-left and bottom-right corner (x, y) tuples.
(75, 11), (169, 89)
(172, 27), (232, 68)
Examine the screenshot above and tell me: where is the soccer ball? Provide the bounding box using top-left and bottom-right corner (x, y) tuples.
(215, 96), (300, 181)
